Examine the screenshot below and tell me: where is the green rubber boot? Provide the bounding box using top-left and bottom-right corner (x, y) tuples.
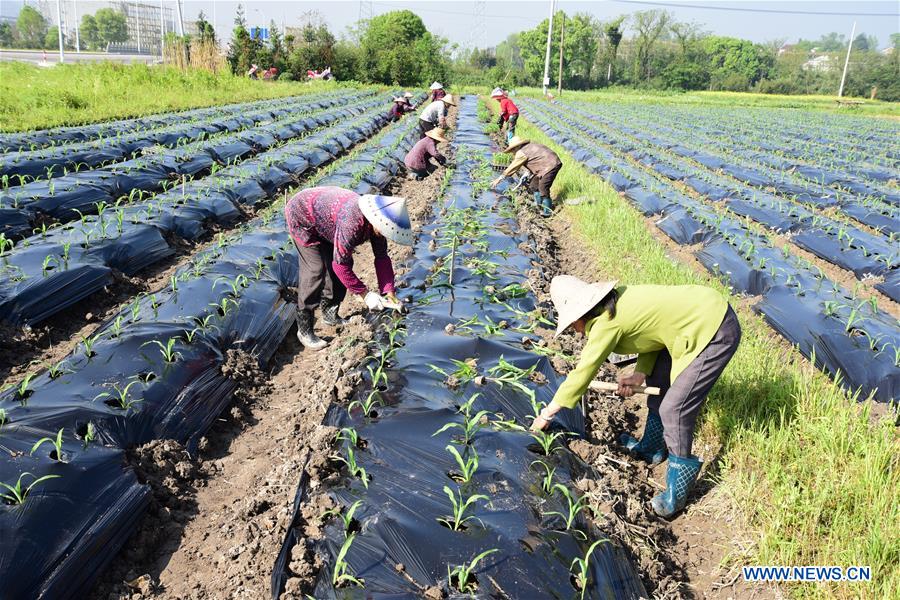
(651, 453), (703, 518)
(540, 196), (553, 218)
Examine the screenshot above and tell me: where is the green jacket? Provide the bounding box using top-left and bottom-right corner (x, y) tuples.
(552, 285), (729, 409)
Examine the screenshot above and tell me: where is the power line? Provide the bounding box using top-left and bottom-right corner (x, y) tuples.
(610, 0), (900, 17)
(374, 2), (542, 23)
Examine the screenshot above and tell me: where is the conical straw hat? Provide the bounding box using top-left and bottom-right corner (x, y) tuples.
(504, 136), (529, 153)
(430, 81), (443, 90)
(550, 275), (619, 336)
(441, 94), (456, 106)
(425, 128), (450, 143)
(358, 195), (414, 246)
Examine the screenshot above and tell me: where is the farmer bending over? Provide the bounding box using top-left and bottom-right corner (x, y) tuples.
(533, 275), (742, 518)
(284, 187), (414, 350)
(491, 136), (561, 218)
(419, 94), (456, 137)
(430, 81), (446, 102)
(401, 92), (416, 111)
(388, 97), (407, 122)
(404, 128), (449, 180)
(491, 87), (519, 144)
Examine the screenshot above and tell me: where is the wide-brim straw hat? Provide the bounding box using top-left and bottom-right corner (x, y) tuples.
(490, 87), (504, 98)
(425, 128), (450, 143)
(430, 81), (444, 90)
(358, 195), (414, 246)
(393, 97), (405, 103)
(403, 92), (414, 98)
(504, 135), (529, 153)
(440, 94), (456, 106)
(550, 275), (619, 336)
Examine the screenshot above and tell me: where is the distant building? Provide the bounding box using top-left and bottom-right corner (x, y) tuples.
(777, 43), (797, 56)
(803, 53), (833, 72)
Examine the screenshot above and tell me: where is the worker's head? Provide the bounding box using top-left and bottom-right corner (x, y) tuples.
(430, 81), (444, 90)
(549, 275), (619, 336)
(490, 87), (504, 99)
(504, 136), (529, 153)
(358, 195), (414, 246)
(393, 97), (406, 103)
(425, 128), (450, 144)
(440, 94), (457, 106)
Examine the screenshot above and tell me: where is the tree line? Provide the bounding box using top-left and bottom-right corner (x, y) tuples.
(1, 5), (128, 51)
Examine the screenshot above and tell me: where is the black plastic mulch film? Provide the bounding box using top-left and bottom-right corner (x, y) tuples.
(271, 96), (646, 599)
(522, 99), (898, 403)
(0, 94), (425, 599)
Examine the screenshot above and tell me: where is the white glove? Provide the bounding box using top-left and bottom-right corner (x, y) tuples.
(364, 291), (386, 311)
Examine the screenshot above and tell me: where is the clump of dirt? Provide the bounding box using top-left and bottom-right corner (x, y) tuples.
(221, 347), (270, 406)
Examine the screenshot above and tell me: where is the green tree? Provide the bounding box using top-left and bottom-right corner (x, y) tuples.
(359, 10), (449, 85)
(44, 26), (62, 50)
(288, 18), (337, 78)
(80, 14), (100, 50)
(227, 4), (263, 75)
(94, 8), (128, 47)
(16, 5), (47, 49)
(601, 17), (626, 83)
(0, 22), (13, 47)
(268, 20), (286, 71)
(630, 10), (672, 82)
(703, 35), (772, 90)
(519, 11), (599, 89)
(195, 10), (216, 43)
(851, 33), (878, 53)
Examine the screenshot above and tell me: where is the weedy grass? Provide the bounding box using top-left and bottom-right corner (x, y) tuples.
(515, 113), (900, 599)
(0, 62), (352, 132)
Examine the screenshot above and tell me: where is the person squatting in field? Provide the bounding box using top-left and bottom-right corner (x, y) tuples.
(429, 81), (446, 102)
(389, 93), (417, 121)
(284, 187), (414, 350)
(491, 87), (519, 144)
(404, 128), (449, 180)
(490, 136), (562, 218)
(533, 276), (742, 518)
(419, 94), (456, 137)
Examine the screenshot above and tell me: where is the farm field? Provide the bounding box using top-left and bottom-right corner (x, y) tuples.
(0, 79), (897, 600)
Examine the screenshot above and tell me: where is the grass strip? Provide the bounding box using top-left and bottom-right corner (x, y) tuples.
(509, 104), (898, 600)
(0, 62), (369, 132)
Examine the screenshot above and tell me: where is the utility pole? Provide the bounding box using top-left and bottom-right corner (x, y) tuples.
(176, 0), (184, 36)
(55, 0), (64, 62)
(838, 21), (856, 98)
(74, 0), (80, 52)
(541, 0), (555, 96)
(159, 0), (165, 58)
(557, 12), (565, 96)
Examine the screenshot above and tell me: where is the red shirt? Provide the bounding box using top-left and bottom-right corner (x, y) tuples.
(499, 97), (519, 121)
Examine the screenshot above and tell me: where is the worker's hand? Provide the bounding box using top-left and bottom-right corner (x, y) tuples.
(364, 291), (386, 311)
(617, 372), (646, 397)
(382, 293), (403, 312)
(490, 177), (503, 190)
(530, 402), (560, 432)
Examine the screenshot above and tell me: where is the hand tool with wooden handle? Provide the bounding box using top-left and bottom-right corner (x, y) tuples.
(589, 380), (661, 396)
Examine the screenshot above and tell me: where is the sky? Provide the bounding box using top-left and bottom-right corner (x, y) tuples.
(3, 1), (899, 49)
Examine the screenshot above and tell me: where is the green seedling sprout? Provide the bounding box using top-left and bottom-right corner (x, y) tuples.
(0, 472), (61, 505)
(336, 427), (360, 447)
(438, 485), (487, 531)
(531, 460), (557, 494)
(81, 422), (96, 448)
(445, 444), (479, 483)
(30, 428), (65, 461)
(530, 430), (569, 456)
(210, 297), (238, 317)
(142, 337), (181, 363)
(0, 408), (7, 428)
(448, 548), (498, 594)
(570, 539), (611, 599)
(80, 333), (101, 358)
(332, 533), (364, 587)
(325, 499), (363, 535)
(16, 373), (36, 404)
(433, 410), (489, 446)
(331, 446), (369, 489)
(544, 483), (588, 537)
(94, 380), (143, 411)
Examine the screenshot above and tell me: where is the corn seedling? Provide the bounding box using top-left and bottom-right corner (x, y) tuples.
(94, 380), (144, 411)
(530, 430), (569, 456)
(46, 361), (71, 379)
(79, 333), (101, 358)
(570, 539), (610, 599)
(0, 472), (61, 505)
(331, 446), (369, 489)
(438, 485), (487, 531)
(332, 533), (364, 587)
(531, 460), (557, 494)
(336, 427), (361, 447)
(448, 548), (498, 594)
(544, 483), (588, 537)
(433, 408), (489, 446)
(0, 408), (7, 428)
(16, 373), (36, 404)
(30, 428), (66, 461)
(81, 422), (96, 448)
(143, 337), (181, 363)
(429, 358), (478, 389)
(325, 499), (363, 535)
(445, 444), (479, 483)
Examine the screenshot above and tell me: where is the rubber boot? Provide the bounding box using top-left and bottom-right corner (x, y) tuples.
(532, 191), (542, 207)
(540, 196), (553, 218)
(321, 301), (347, 326)
(619, 412), (668, 465)
(506, 129), (514, 144)
(296, 309), (327, 350)
(651, 453), (703, 518)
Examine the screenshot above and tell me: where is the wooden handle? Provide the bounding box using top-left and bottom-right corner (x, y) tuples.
(589, 381), (661, 396)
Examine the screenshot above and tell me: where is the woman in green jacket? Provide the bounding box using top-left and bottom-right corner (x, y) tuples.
(532, 275), (741, 518)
